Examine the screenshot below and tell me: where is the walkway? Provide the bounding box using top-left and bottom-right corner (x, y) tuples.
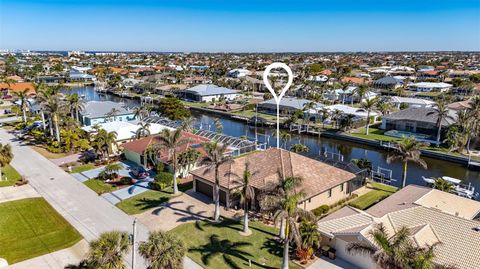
(0, 185), (40, 203)
(0, 129), (201, 269)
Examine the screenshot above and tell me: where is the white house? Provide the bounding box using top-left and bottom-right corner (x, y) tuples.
(390, 96), (435, 109)
(81, 121), (174, 143)
(227, 68), (251, 78)
(181, 84), (239, 102)
(324, 104), (379, 119)
(408, 82), (452, 92)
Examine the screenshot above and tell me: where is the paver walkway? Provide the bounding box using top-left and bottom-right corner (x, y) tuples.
(5, 240), (89, 269)
(306, 256), (360, 269)
(0, 129), (201, 269)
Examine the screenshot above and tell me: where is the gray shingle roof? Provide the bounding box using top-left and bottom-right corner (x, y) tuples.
(81, 101), (131, 118)
(260, 97), (322, 111)
(373, 76), (402, 86)
(383, 107), (457, 126)
(183, 84), (238, 96)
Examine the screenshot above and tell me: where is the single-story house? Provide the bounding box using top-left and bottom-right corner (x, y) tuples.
(121, 131), (212, 176)
(317, 185), (480, 269)
(227, 69), (251, 78)
(0, 82), (36, 98)
(190, 148), (361, 210)
(181, 84), (239, 102)
(258, 97), (323, 116)
(80, 101), (136, 126)
(69, 71), (96, 82)
(372, 76), (403, 90)
(390, 96), (435, 109)
(324, 87), (378, 104)
(324, 104), (379, 119)
(408, 82), (452, 92)
(81, 120), (173, 143)
(380, 107), (457, 139)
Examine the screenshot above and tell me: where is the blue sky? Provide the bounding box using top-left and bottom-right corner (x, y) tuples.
(1, 0), (479, 52)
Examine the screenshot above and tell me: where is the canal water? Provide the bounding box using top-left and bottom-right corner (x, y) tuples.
(66, 87), (480, 191)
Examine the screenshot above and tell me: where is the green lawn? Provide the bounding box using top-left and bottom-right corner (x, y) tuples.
(70, 163), (96, 174)
(0, 165), (22, 187)
(349, 181), (398, 210)
(116, 182), (193, 215)
(171, 219), (301, 269)
(348, 127), (399, 142)
(84, 179), (117, 195)
(0, 198), (82, 264)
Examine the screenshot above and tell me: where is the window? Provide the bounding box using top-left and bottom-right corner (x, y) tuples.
(327, 189), (332, 198)
(340, 183), (344, 192)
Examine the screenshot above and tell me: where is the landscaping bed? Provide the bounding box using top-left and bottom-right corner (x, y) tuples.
(171, 219), (301, 269)
(0, 198), (82, 264)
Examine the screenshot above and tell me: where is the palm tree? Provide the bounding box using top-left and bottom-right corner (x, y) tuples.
(157, 128), (189, 194)
(13, 89), (29, 123)
(387, 137), (429, 188)
(332, 109), (342, 129)
(136, 122), (151, 139)
(319, 107), (330, 128)
(0, 143), (13, 181)
(226, 162), (257, 234)
(273, 131), (291, 149)
(138, 231), (186, 269)
(433, 177), (455, 192)
(86, 231), (130, 269)
(133, 106), (149, 120)
(177, 148), (200, 177)
(261, 175), (308, 269)
(66, 93), (85, 122)
(106, 107), (121, 121)
(377, 100), (393, 116)
(93, 129), (118, 160)
(427, 99), (454, 145)
(298, 218), (321, 262)
(302, 101), (317, 131)
(200, 140), (232, 222)
(33, 82), (48, 130)
(352, 84), (369, 104)
(361, 97), (378, 135)
(290, 143), (309, 153)
(41, 87), (64, 142)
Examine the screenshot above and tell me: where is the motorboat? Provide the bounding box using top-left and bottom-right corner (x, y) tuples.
(422, 176), (478, 200)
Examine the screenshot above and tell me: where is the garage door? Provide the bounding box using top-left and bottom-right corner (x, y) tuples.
(195, 179), (227, 205)
(335, 239), (375, 269)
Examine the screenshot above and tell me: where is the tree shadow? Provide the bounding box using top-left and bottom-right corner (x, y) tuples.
(130, 196), (170, 212)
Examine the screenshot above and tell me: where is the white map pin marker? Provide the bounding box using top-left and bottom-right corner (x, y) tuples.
(262, 62), (293, 148)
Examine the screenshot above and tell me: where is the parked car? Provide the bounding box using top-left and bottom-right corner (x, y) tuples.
(130, 166), (148, 179)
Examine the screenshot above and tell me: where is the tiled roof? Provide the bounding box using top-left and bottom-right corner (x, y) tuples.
(82, 101), (131, 118)
(190, 148), (357, 199)
(366, 185), (431, 217)
(317, 212), (373, 237)
(0, 82), (35, 95)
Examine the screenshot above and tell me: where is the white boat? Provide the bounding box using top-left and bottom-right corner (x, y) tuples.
(422, 176), (478, 200)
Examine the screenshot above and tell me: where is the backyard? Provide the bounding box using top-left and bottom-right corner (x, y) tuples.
(116, 181), (193, 215)
(0, 165), (22, 187)
(349, 181), (398, 210)
(171, 219), (301, 269)
(0, 198), (82, 264)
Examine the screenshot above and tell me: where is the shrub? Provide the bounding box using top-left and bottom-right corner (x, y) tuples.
(155, 162), (165, 173)
(312, 204), (330, 216)
(120, 176), (132, 185)
(151, 172), (173, 191)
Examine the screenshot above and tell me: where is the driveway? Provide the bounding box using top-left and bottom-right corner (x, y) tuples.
(136, 189), (238, 231)
(0, 185), (40, 203)
(0, 129), (201, 269)
(307, 256), (360, 269)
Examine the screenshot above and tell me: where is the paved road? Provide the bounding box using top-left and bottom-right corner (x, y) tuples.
(0, 130), (201, 269)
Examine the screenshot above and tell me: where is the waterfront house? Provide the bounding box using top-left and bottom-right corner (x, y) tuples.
(80, 101), (135, 126)
(390, 96), (435, 109)
(258, 97), (322, 116)
(81, 121), (173, 143)
(324, 104), (379, 120)
(227, 68), (251, 78)
(190, 148), (361, 210)
(372, 76), (403, 90)
(181, 84), (239, 102)
(380, 107), (456, 141)
(317, 185), (480, 269)
(121, 132), (212, 176)
(408, 82), (452, 92)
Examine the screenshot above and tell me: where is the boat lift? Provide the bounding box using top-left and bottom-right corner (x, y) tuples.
(371, 166), (395, 184)
(422, 176), (479, 200)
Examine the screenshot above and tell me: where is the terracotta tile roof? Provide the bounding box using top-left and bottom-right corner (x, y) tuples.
(190, 148), (357, 199)
(0, 82), (35, 95)
(121, 131), (211, 162)
(341, 76), (365, 85)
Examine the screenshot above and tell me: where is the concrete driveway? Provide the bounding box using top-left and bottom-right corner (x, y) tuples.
(136, 189), (238, 231)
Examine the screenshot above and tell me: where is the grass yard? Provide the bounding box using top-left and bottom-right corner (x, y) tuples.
(31, 145), (69, 159)
(348, 127), (399, 142)
(171, 219), (301, 269)
(0, 198), (82, 264)
(349, 181), (398, 210)
(70, 163), (96, 174)
(0, 165), (22, 187)
(116, 181), (193, 215)
(84, 179), (117, 195)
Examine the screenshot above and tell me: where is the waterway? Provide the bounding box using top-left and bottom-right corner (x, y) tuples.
(65, 86), (480, 191)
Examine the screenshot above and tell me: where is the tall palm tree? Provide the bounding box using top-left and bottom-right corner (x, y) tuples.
(352, 84), (369, 104)
(106, 107), (121, 121)
(66, 93), (85, 122)
(200, 140), (232, 222)
(13, 89), (29, 123)
(33, 82), (48, 130)
(177, 148), (200, 177)
(302, 101), (317, 130)
(93, 129), (118, 160)
(133, 106), (149, 120)
(261, 175), (308, 269)
(273, 131), (291, 149)
(427, 99), (454, 145)
(136, 122), (151, 139)
(433, 177), (455, 193)
(387, 137), (428, 188)
(138, 231), (186, 269)
(157, 128), (189, 194)
(377, 100), (393, 116)
(332, 109), (343, 129)
(319, 107), (330, 128)
(0, 143), (13, 181)
(43, 91), (64, 142)
(226, 162), (257, 234)
(361, 97), (378, 135)
(86, 231), (130, 269)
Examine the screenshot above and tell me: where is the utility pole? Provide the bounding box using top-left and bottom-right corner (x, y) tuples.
(132, 218), (137, 269)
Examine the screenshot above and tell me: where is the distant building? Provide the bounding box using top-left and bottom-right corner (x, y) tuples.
(372, 76), (403, 90)
(390, 96), (435, 109)
(181, 84), (239, 102)
(408, 82), (452, 92)
(80, 101), (135, 126)
(0, 82), (36, 98)
(258, 97), (322, 115)
(227, 68), (251, 78)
